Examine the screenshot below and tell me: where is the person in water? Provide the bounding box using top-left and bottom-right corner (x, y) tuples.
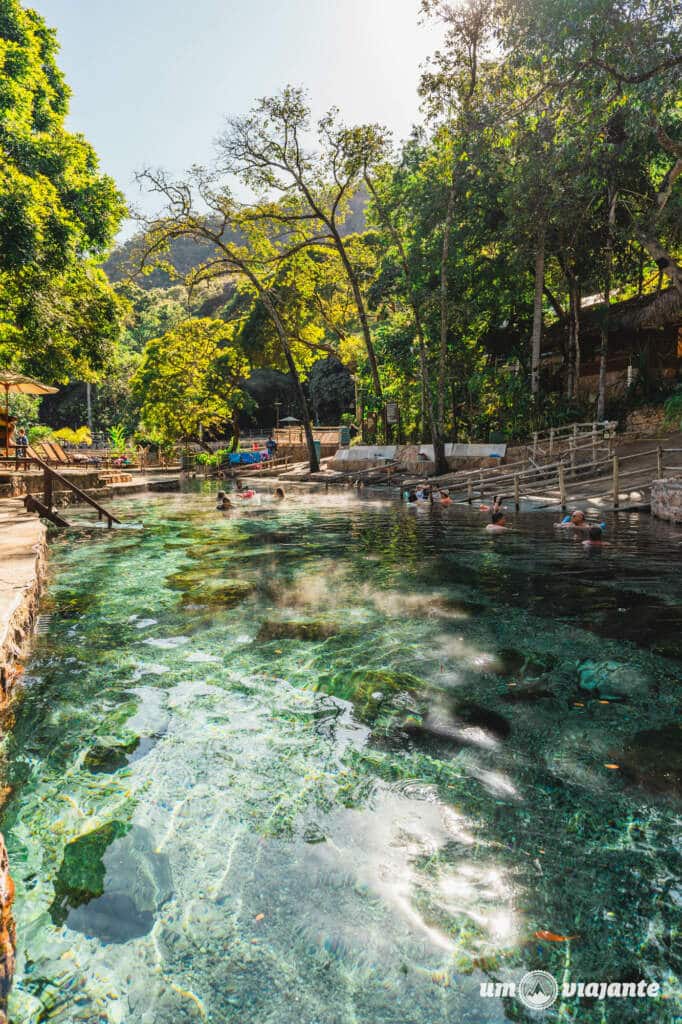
(273, 486), (286, 500)
(583, 525), (608, 548)
(216, 492), (233, 511)
(556, 509), (588, 529)
(235, 480), (256, 500)
(438, 489), (453, 506)
(480, 495), (504, 514)
(486, 511), (508, 532)
(407, 490), (418, 503)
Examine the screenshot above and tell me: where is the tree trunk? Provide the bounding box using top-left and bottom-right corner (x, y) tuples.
(229, 412), (240, 453)
(363, 172), (444, 470)
(332, 232), (385, 441)
(530, 221), (546, 397)
(632, 229), (682, 293)
(566, 277), (581, 398)
(435, 175), (457, 475)
(258, 290), (319, 472)
(597, 187), (617, 422)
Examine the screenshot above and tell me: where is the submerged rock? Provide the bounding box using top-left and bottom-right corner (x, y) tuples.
(49, 823), (172, 943)
(613, 724), (682, 798)
(83, 737), (140, 773)
(258, 620), (340, 642)
(181, 578), (255, 609)
(576, 660), (633, 701)
(321, 669), (423, 724)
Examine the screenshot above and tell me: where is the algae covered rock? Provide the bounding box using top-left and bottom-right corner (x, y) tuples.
(83, 736), (140, 773)
(181, 578), (255, 609)
(319, 669), (424, 724)
(49, 823), (172, 943)
(257, 619), (341, 642)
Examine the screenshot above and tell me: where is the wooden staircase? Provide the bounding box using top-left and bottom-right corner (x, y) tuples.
(24, 457), (121, 528)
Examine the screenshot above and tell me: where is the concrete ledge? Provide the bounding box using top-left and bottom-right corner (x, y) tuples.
(651, 477), (682, 524)
(0, 501), (47, 699)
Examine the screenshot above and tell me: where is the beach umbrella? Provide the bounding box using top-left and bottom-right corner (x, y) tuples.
(0, 371), (59, 456)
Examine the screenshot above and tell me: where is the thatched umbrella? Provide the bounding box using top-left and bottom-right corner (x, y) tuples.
(0, 371), (59, 457)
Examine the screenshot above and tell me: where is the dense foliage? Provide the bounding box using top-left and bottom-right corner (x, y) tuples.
(1, 1), (680, 468)
(0, 0), (126, 381)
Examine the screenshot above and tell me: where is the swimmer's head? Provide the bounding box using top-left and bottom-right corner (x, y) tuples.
(571, 510), (586, 525)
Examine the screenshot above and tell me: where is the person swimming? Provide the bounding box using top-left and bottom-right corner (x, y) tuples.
(583, 525), (608, 548)
(438, 489), (453, 506)
(273, 486), (286, 501)
(216, 492), (233, 511)
(486, 511), (507, 532)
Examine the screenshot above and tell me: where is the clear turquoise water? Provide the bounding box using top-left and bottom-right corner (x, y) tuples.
(2, 488), (681, 1023)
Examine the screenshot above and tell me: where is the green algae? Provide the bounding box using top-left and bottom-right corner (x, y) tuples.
(49, 821), (131, 925)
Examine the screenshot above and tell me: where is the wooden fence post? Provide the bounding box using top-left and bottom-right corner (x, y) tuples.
(612, 455), (620, 509)
(467, 478), (473, 504)
(592, 421), (597, 465)
(479, 469), (484, 500)
(570, 434), (576, 472)
(657, 446), (663, 478)
(532, 432), (538, 461)
(549, 428), (554, 456)
(43, 467), (52, 510)
(514, 475), (520, 511)
(558, 464), (567, 510)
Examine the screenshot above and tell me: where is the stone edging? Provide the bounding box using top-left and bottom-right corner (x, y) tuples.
(0, 525), (47, 700)
(651, 477), (682, 525)
(0, 515), (46, 1022)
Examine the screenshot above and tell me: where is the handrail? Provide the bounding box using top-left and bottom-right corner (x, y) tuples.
(32, 455), (121, 527)
(24, 494), (71, 528)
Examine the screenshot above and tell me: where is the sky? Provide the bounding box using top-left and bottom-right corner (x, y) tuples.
(30, 0), (444, 236)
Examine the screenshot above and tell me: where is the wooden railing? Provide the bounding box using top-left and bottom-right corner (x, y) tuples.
(30, 456), (120, 528)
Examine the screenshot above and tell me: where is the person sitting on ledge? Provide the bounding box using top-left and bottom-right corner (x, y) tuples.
(486, 511), (508, 532)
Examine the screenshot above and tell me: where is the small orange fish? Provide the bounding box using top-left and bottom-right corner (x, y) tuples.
(534, 930), (579, 942)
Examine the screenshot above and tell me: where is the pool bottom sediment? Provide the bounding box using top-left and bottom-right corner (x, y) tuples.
(2, 490), (680, 1023)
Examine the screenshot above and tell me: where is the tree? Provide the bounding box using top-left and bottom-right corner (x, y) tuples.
(0, 0), (126, 379)
(219, 89), (392, 438)
(132, 318), (249, 447)
(136, 169), (322, 470)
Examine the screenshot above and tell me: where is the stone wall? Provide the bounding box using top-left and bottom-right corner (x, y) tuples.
(651, 478), (682, 524)
(625, 405), (666, 436)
